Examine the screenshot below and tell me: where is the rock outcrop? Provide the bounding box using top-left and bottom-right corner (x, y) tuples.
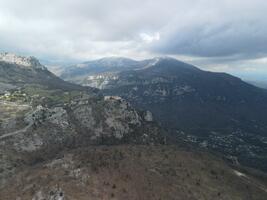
(0, 52), (46, 70)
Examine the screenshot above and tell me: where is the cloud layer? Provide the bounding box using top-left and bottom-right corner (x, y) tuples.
(151, 1), (267, 59)
(0, 0), (267, 72)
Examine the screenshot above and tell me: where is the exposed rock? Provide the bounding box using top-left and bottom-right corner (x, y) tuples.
(144, 110), (153, 122)
(0, 52), (46, 70)
(32, 187), (65, 200)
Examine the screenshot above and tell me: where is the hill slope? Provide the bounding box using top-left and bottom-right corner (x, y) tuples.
(0, 53), (88, 92)
(60, 57), (267, 172)
(0, 53), (164, 189)
(1, 145), (267, 200)
(1, 53), (267, 199)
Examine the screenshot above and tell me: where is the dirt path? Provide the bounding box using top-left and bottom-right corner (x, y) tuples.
(0, 122), (32, 140)
(0, 100), (33, 140)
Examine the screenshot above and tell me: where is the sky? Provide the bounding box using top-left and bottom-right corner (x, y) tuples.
(0, 0), (267, 78)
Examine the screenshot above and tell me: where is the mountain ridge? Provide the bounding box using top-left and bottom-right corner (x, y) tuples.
(59, 56), (267, 172)
(0, 53), (267, 199)
(0, 52), (46, 70)
(0, 53), (165, 190)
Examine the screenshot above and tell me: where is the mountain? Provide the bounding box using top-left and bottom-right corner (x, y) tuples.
(1, 53), (267, 199)
(0, 52), (88, 92)
(0, 53), (164, 188)
(231, 72), (267, 89)
(60, 57), (267, 172)
(60, 57), (154, 87)
(246, 80), (267, 89)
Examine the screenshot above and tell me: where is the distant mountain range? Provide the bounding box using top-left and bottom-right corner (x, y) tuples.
(246, 80), (267, 89)
(60, 56), (267, 172)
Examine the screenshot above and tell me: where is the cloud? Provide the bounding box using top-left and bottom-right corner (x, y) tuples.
(140, 32), (160, 43)
(149, 0), (267, 59)
(0, 0), (267, 71)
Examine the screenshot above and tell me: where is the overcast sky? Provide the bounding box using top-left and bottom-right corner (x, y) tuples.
(0, 0), (267, 76)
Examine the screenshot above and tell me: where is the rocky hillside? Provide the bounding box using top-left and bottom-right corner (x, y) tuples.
(0, 53), (89, 93)
(0, 52), (46, 69)
(0, 54), (164, 189)
(1, 53), (267, 199)
(1, 145), (267, 200)
(60, 57), (151, 84)
(60, 57), (267, 172)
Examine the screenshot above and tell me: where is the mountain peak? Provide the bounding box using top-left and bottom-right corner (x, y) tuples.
(92, 56), (137, 66)
(98, 56), (135, 61)
(152, 56), (175, 61)
(0, 52), (46, 70)
(143, 56), (198, 71)
(141, 56), (174, 68)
